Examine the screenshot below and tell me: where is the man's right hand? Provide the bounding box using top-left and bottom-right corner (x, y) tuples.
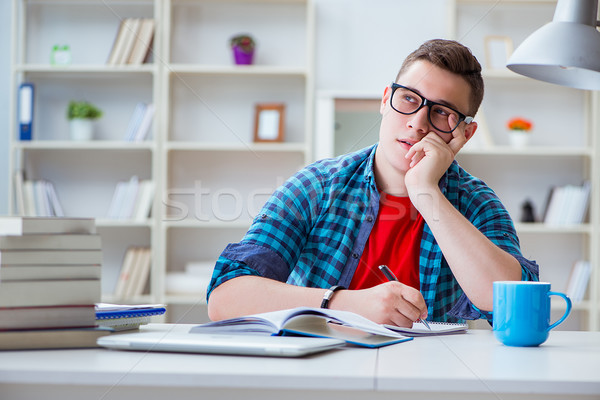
(330, 281), (428, 327)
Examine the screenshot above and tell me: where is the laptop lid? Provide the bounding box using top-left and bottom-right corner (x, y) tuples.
(97, 331), (345, 357)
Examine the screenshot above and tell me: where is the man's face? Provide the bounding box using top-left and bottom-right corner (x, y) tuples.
(377, 60), (476, 175)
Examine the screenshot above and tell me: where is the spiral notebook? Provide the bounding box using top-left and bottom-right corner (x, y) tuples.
(383, 321), (468, 337)
(96, 303), (166, 331)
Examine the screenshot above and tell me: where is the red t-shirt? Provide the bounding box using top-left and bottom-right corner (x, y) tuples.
(349, 192), (424, 290)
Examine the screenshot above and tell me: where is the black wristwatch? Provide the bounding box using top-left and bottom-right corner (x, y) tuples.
(320, 285), (345, 309)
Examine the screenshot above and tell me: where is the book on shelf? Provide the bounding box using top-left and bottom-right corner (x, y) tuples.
(0, 217), (96, 235)
(118, 18), (142, 64)
(96, 303), (166, 331)
(0, 327), (112, 350)
(107, 19), (129, 65)
(543, 182), (591, 225)
(15, 177), (64, 217)
(107, 176), (154, 221)
(127, 18), (155, 65)
(0, 305), (96, 331)
(114, 247), (152, 299)
(0, 279), (101, 308)
(566, 260), (591, 303)
(13, 170), (25, 215)
(124, 102), (155, 142)
(107, 18), (154, 66)
(190, 307), (413, 348)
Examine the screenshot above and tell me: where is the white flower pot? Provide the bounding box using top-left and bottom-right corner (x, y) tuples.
(70, 118), (94, 141)
(508, 130), (530, 149)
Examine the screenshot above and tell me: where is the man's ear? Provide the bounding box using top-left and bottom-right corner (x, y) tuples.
(380, 86), (391, 115)
(464, 121), (478, 142)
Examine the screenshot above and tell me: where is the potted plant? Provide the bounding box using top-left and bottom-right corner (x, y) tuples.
(67, 100), (103, 141)
(507, 117), (533, 148)
(229, 34), (255, 65)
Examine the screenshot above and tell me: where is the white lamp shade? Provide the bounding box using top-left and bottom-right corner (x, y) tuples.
(507, 1), (600, 90)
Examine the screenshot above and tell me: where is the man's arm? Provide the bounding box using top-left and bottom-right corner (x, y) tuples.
(405, 129), (522, 312)
(207, 275), (428, 327)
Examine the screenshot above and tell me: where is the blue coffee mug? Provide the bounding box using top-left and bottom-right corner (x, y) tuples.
(493, 281), (571, 347)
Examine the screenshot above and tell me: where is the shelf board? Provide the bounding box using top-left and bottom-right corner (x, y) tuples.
(95, 218), (154, 228)
(515, 223), (592, 234)
(16, 64), (156, 75)
(459, 146), (593, 157)
(14, 140), (155, 151)
(168, 64), (307, 76)
(166, 141), (307, 153)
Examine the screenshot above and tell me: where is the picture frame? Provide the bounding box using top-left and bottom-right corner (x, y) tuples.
(254, 103), (285, 143)
(484, 35), (514, 71)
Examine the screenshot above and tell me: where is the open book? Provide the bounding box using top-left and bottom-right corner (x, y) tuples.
(190, 307), (413, 348)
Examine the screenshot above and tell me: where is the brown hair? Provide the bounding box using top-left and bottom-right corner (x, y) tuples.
(395, 39), (484, 116)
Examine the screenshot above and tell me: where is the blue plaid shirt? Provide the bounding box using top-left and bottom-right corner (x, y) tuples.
(207, 144), (539, 323)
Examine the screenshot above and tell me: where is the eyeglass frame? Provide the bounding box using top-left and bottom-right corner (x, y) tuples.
(389, 83), (474, 134)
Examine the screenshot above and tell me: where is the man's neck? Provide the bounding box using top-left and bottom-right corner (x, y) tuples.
(373, 152), (409, 197)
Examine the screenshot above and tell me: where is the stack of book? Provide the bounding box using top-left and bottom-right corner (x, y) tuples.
(106, 18), (155, 66)
(0, 217), (109, 350)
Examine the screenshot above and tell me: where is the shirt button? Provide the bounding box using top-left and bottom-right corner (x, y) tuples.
(366, 216), (373, 222)
(352, 253), (359, 259)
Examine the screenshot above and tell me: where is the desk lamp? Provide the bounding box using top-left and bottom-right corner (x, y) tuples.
(506, 0), (600, 90)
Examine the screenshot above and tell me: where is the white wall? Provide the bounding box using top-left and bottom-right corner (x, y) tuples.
(0, 1), (11, 215)
(314, 0), (449, 94)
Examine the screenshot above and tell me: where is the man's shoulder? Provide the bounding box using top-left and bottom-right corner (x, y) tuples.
(307, 145), (375, 177)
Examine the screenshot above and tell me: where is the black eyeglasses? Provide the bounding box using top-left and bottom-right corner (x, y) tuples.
(389, 83), (474, 134)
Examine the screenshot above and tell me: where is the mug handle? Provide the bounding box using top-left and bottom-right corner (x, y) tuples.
(547, 291), (572, 331)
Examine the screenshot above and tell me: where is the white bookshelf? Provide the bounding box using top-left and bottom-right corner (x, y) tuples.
(9, 0), (315, 314)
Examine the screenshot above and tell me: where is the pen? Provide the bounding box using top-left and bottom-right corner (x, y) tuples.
(378, 265), (431, 330)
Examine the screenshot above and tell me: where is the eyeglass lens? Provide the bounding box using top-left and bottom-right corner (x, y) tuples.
(391, 86), (461, 133)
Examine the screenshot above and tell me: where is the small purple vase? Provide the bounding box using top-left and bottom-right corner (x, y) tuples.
(233, 46), (254, 65)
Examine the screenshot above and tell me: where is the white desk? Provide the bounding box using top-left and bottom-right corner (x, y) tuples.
(0, 325), (599, 400)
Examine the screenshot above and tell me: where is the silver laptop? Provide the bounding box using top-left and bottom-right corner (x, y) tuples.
(97, 331), (345, 357)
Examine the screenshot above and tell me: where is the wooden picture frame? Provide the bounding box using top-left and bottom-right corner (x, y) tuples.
(484, 35), (514, 71)
(254, 103), (285, 143)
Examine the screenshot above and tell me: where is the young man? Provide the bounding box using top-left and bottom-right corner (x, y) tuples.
(206, 39), (538, 327)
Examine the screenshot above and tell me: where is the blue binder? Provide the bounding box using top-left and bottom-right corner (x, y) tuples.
(18, 83), (34, 141)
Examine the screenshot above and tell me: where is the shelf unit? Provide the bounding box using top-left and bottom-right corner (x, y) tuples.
(9, 0), (162, 301)
(9, 0), (315, 318)
(313, 1), (599, 331)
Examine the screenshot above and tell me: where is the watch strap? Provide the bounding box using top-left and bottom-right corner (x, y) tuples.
(320, 285), (345, 309)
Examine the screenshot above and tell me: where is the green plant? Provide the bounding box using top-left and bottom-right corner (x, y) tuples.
(229, 34), (255, 54)
(67, 100), (103, 120)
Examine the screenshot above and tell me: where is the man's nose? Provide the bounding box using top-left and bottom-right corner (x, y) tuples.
(407, 105), (430, 133)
